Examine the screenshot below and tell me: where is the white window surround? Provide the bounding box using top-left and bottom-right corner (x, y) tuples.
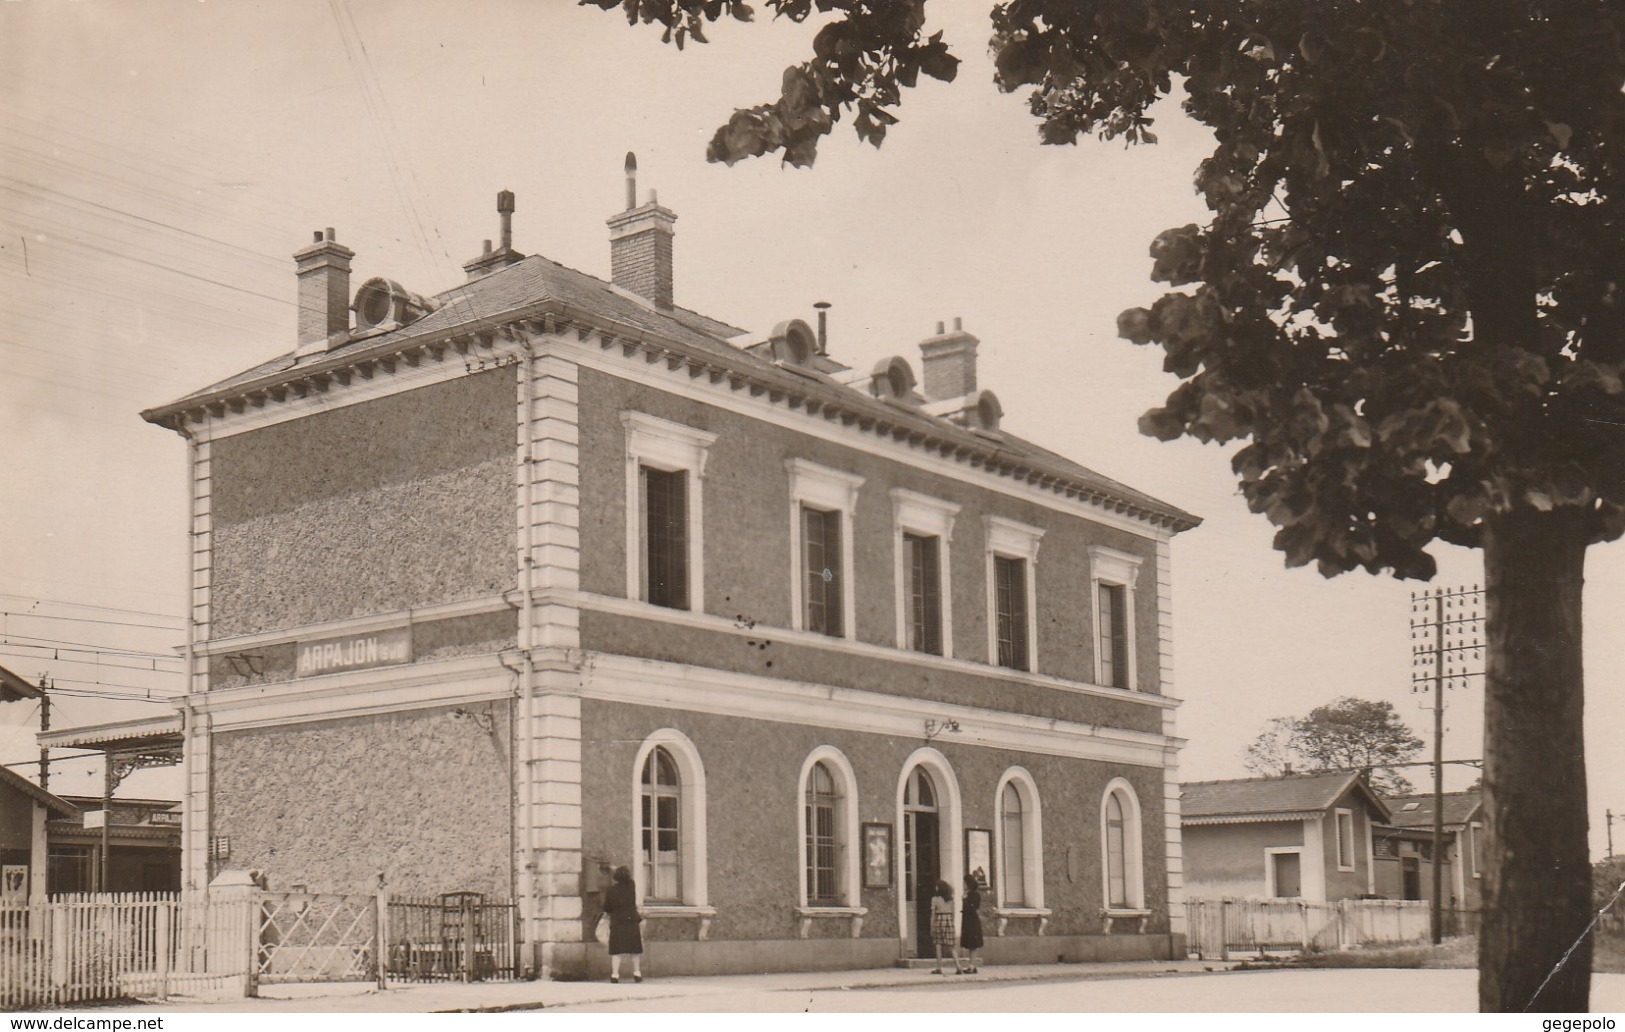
(796, 746), (862, 910)
(787, 459), (864, 638)
(794, 747), (867, 938)
(1100, 777), (1147, 915)
(1264, 846), (1304, 899)
(891, 488), (960, 658)
(994, 767), (1045, 913)
(984, 515), (1044, 672)
(1089, 544), (1143, 691)
(1469, 821), (1483, 879)
(1335, 807), (1356, 872)
(621, 412), (718, 609)
(630, 728), (710, 912)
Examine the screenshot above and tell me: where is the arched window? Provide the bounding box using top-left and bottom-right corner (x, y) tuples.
(1101, 778), (1145, 912)
(805, 762), (839, 904)
(994, 768), (1043, 911)
(1001, 782), (1026, 906)
(641, 747), (681, 901)
(798, 747), (861, 910)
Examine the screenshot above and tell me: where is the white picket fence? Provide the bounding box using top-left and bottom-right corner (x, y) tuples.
(1, 892), (254, 1009)
(1183, 897), (1464, 960)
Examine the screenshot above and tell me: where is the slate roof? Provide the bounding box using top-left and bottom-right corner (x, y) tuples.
(1182, 771), (1392, 825)
(1380, 791), (1482, 830)
(0, 662), (43, 701)
(144, 251), (1201, 532)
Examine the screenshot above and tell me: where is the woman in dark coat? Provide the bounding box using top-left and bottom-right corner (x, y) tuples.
(960, 874), (985, 973)
(602, 866), (643, 983)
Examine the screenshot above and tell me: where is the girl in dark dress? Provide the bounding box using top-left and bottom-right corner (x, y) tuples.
(960, 874), (985, 973)
(602, 866), (643, 983)
(930, 879), (969, 974)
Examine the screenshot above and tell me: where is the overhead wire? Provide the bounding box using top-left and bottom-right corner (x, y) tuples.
(0, 610), (182, 632)
(0, 593), (184, 623)
(0, 633), (180, 661)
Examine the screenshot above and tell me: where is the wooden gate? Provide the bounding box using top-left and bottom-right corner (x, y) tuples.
(253, 892), (378, 984)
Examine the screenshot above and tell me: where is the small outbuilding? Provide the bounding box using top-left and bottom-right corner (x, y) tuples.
(1181, 771), (1391, 902)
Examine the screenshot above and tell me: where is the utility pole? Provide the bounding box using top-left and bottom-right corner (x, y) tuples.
(37, 675), (51, 791)
(1410, 585), (1483, 944)
(1609, 809), (1617, 860)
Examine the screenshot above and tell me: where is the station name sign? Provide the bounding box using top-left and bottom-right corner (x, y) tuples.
(296, 627), (412, 677)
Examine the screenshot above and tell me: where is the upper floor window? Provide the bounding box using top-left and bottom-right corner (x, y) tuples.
(994, 557), (1028, 670)
(892, 489), (959, 658)
(622, 413), (717, 612)
(802, 505), (844, 637)
(1089, 545), (1143, 690)
(787, 459), (864, 640)
(641, 466), (687, 608)
(1097, 583), (1128, 688)
(984, 516), (1043, 672)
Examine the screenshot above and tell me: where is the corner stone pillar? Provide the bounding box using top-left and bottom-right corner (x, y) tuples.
(515, 347), (586, 976)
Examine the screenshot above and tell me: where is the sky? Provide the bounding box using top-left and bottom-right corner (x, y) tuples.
(0, 1), (1620, 857)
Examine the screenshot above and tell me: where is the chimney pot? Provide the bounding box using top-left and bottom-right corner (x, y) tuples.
(953, 316), (962, 332)
(324, 227), (336, 242)
(814, 301), (831, 355)
(483, 239), (493, 254)
(936, 321), (945, 335)
(497, 190), (515, 250)
(312, 230), (324, 243)
(625, 152), (638, 211)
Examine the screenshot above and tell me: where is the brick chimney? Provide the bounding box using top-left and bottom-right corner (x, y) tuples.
(918, 317), (979, 401)
(606, 152), (677, 309)
(295, 228), (354, 348)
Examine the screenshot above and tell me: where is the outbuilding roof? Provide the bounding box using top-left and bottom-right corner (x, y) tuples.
(143, 252), (1200, 533)
(1182, 771), (1392, 825)
(0, 763), (79, 818)
(1380, 791), (1482, 830)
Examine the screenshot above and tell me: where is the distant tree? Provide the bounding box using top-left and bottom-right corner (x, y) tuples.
(1242, 697), (1422, 795)
(592, 0), (1625, 1011)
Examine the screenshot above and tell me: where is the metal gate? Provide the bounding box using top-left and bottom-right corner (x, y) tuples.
(254, 892), (378, 984)
(386, 892), (521, 982)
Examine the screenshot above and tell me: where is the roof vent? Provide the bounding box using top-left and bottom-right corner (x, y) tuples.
(352, 277), (439, 334)
(869, 356), (917, 401)
(768, 319), (818, 367)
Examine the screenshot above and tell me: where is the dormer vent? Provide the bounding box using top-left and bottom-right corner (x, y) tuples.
(352, 277), (439, 333)
(768, 319), (818, 367)
(870, 356), (917, 401)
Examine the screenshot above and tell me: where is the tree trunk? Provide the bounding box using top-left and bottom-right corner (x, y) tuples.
(1478, 507), (1592, 1012)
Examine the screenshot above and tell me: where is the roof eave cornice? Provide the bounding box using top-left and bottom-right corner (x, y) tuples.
(146, 300), (1202, 533)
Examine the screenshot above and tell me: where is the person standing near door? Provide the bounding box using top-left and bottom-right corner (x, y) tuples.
(602, 866), (644, 983)
(960, 874), (985, 973)
(930, 880), (968, 974)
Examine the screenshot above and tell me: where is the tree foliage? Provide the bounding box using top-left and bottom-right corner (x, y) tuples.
(1243, 696), (1423, 795)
